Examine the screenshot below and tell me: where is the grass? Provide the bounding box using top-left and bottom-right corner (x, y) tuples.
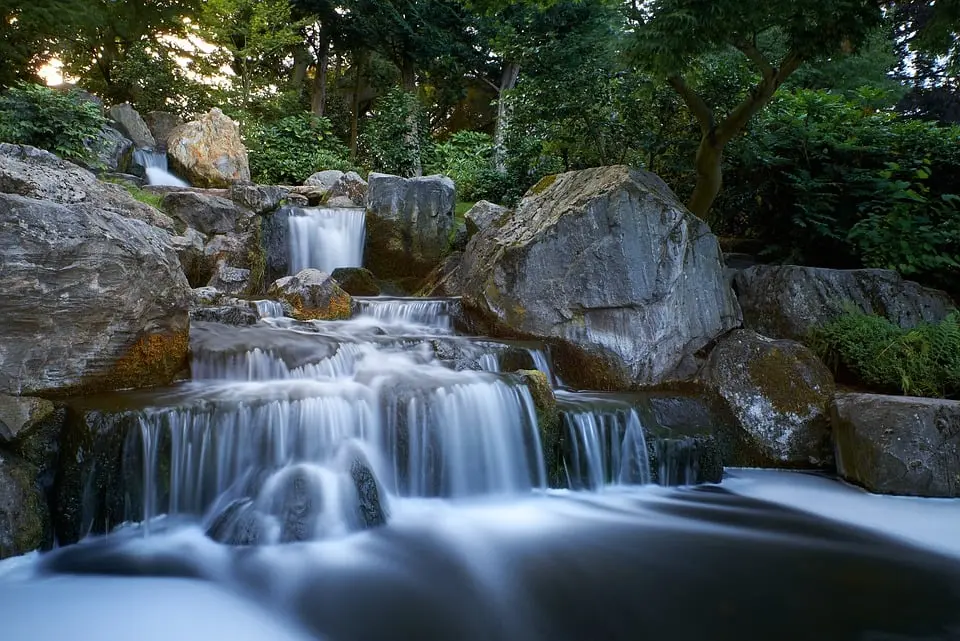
(455, 201), (476, 219)
(103, 176), (166, 210)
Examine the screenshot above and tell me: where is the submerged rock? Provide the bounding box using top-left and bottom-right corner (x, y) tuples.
(331, 267), (381, 296)
(734, 266), (955, 341)
(269, 269), (352, 321)
(0, 451), (49, 559)
(461, 166), (741, 389)
(700, 330), (835, 468)
(365, 173), (456, 281)
(832, 393), (960, 497)
(350, 458), (386, 529)
(167, 108), (251, 188)
(106, 103), (156, 149)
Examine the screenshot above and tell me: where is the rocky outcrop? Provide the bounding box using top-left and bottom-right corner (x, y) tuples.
(0, 192), (192, 396)
(832, 393), (960, 497)
(170, 228), (210, 287)
(461, 166), (741, 389)
(304, 170), (344, 190)
(734, 266), (955, 341)
(190, 305), (259, 326)
(701, 330), (835, 468)
(207, 261), (251, 296)
(84, 125), (134, 174)
(143, 111), (184, 150)
(162, 190), (252, 235)
(331, 267), (381, 296)
(230, 183), (286, 215)
(327, 196), (358, 208)
(106, 103), (156, 149)
(268, 269), (352, 321)
(328, 171), (368, 205)
(167, 108), (251, 188)
(0, 451), (49, 559)
(0, 143), (176, 232)
(465, 200), (507, 239)
(0, 396), (57, 443)
(365, 173), (455, 281)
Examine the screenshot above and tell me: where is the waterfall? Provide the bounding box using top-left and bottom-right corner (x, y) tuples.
(133, 149), (189, 187)
(353, 297), (453, 330)
(288, 207), (366, 275)
(253, 300), (285, 318)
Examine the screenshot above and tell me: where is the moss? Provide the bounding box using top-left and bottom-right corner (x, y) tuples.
(290, 290), (353, 321)
(746, 347), (822, 415)
(122, 183), (165, 210)
(1, 456), (48, 557)
(530, 174), (557, 195)
(244, 221), (267, 297)
(515, 370), (562, 486)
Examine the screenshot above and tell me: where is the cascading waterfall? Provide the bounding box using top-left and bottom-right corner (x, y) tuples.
(254, 300), (285, 318)
(353, 296), (453, 330)
(288, 207), (366, 274)
(133, 149), (189, 187)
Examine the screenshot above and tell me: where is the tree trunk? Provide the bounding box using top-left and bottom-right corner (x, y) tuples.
(400, 58), (422, 177)
(494, 61), (520, 173)
(687, 135), (723, 221)
(350, 54), (364, 161)
(292, 45), (310, 92)
(310, 29), (329, 117)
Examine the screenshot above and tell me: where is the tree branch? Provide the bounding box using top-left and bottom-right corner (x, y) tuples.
(735, 40), (774, 81)
(668, 74), (715, 136)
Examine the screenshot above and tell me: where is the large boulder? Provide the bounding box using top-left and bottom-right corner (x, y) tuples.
(167, 108), (251, 188)
(304, 170), (344, 190)
(0, 193), (192, 396)
(365, 173), (455, 281)
(0, 451), (48, 559)
(460, 166), (742, 389)
(106, 103), (156, 149)
(83, 125), (134, 174)
(0, 396), (57, 443)
(161, 190), (252, 235)
(465, 200), (508, 239)
(700, 330), (835, 468)
(143, 111), (184, 150)
(170, 227), (211, 287)
(328, 171), (368, 205)
(207, 261), (252, 296)
(230, 183), (287, 215)
(268, 269), (351, 321)
(832, 393), (960, 497)
(331, 267), (381, 296)
(734, 266), (955, 341)
(0, 143), (176, 232)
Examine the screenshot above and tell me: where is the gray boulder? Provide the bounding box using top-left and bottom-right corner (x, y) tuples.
(465, 200), (507, 239)
(701, 330), (835, 467)
(326, 195), (357, 208)
(0, 143), (176, 232)
(331, 267), (381, 296)
(304, 170), (344, 190)
(0, 192), (192, 396)
(0, 452), (48, 559)
(170, 227), (211, 287)
(734, 265), (955, 341)
(162, 190), (252, 235)
(190, 305), (259, 326)
(106, 103), (156, 149)
(143, 111), (184, 150)
(328, 171), (368, 204)
(207, 261), (251, 296)
(269, 269), (351, 321)
(83, 125), (134, 174)
(0, 396), (56, 443)
(230, 183), (287, 214)
(460, 166), (741, 389)
(832, 393), (960, 497)
(365, 173), (455, 280)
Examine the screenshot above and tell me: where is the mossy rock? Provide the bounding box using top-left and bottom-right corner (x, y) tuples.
(514, 370), (562, 486)
(0, 451), (50, 558)
(332, 267), (381, 297)
(269, 269), (353, 321)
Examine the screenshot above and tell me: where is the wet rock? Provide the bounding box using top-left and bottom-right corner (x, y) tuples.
(3, 397), (65, 515)
(106, 103), (156, 149)
(143, 111), (184, 150)
(205, 498), (263, 545)
(450, 220), (468, 252)
(192, 286), (224, 306)
(832, 393), (960, 497)
(190, 305), (259, 326)
(162, 190), (252, 236)
(304, 170), (344, 190)
(83, 125), (134, 174)
(734, 266), (955, 341)
(331, 267), (381, 296)
(207, 261), (251, 296)
(0, 451), (49, 559)
(365, 173), (455, 281)
(0, 143), (176, 232)
(461, 166), (741, 389)
(167, 108), (251, 188)
(269, 269), (352, 321)
(516, 370), (561, 485)
(230, 183), (287, 215)
(0, 192), (191, 396)
(700, 330), (835, 468)
(646, 435), (723, 485)
(464, 200), (508, 239)
(265, 465), (323, 543)
(350, 458), (386, 528)
(328, 171), (368, 205)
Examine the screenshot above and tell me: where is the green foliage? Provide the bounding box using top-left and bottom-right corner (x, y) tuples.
(360, 88), (430, 176)
(122, 183), (165, 210)
(810, 310), (960, 399)
(0, 83), (106, 162)
(246, 113), (353, 185)
(425, 131), (494, 200)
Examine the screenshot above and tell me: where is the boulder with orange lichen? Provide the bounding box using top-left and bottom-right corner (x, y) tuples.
(167, 108), (250, 188)
(268, 269), (352, 321)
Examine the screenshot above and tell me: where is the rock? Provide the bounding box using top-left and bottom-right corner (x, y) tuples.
(350, 457), (386, 528)
(515, 370), (561, 485)
(162, 190), (251, 236)
(102, 172), (144, 189)
(417, 252), (465, 297)
(170, 227), (211, 287)
(832, 393), (960, 497)
(207, 261), (251, 296)
(326, 196), (357, 208)
(450, 220), (468, 252)
(304, 170), (344, 190)
(167, 108), (251, 188)
(734, 266), (955, 341)
(0, 396), (56, 443)
(700, 329), (835, 468)
(0, 143), (176, 232)
(365, 173), (456, 281)
(461, 166), (741, 389)
(331, 267), (381, 296)
(286, 193), (310, 207)
(328, 171), (368, 204)
(0, 452), (48, 559)
(230, 183), (287, 214)
(268, 269), (352, 321)
(262, 207), (295, 283)
(205, 498), (263, 545)
(646, 435), (724, 485)
(143, 111), (184, 150)
(106, 103), (156, 149)
(287, 185), (327, 206)
(83, 125), (133, 174)
(192, 286), (224, 306)
(464, 200), (508, 239)
(3, 396), (65, 498)
(190, 305), (259, 326)
(0, 192), (192, 396)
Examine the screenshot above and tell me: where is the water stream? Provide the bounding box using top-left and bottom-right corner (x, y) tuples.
(133, 149), (189, 187)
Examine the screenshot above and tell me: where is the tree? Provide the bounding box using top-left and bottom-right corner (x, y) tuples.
(630, 0), (884, 219)
(0, 0), (87, 87)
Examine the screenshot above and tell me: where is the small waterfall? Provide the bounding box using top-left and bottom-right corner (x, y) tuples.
(192, 343), (368, 381)
(288, 207), (366, 275)
(353, 297), (453, 330)
(133, 149), (189, 187)
(254, 300), (285, 318)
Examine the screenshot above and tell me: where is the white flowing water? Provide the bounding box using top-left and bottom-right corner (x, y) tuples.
(353, 296), (454, 330)
(134, 149), (189, 187)
(288, 207), (365, 274)
(254, 300), (286, 318)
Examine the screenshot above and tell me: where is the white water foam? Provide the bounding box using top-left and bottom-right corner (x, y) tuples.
(288, 207), (365, 274)
(134, 149), (189, 187)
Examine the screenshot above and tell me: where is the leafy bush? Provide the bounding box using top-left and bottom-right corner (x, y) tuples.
(360, 88), (431, 177)
(245, 113), (352, 185)
(0, 83), (106, 162)
(810, 310), (960, 399)
(425, 131), (494, 201)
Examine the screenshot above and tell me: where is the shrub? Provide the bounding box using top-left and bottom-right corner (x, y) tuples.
(809, 310), (960, 399)
(359, 88), (431, 177)
(0, 82), (106, 163)
(246, 113), (353, 185)
(424, 130), (494, 201)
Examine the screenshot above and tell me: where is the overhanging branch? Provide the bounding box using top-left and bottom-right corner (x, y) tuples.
(668, 74), (715, 136)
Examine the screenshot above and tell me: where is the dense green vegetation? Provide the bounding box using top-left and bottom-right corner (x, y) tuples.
(0, 83), (105, 162)
(811, 310), (960, 399)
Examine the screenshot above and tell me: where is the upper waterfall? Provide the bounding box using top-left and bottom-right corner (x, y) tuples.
(133, 149), (189, 187)
(288, 207), (366, 275)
